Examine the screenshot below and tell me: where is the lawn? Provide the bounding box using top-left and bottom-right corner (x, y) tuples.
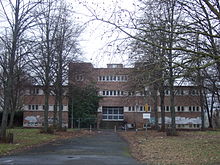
(119, 130), (220, 165)
(0, 128), (92, 155)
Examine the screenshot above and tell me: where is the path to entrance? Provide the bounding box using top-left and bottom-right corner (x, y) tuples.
(0, 130), (144, 165)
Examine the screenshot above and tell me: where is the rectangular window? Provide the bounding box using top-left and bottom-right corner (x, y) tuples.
(117, 90), (120, 95)
(177, 106), (181, 111)
(114, 90), (117, 95)
(28, 105), (31, 110)
(132, 106), (135, 111)
(189, 106), (192, 111)
(140, 106), (143, 111)
(181, 106), (184, 111)
(102, 107), (124, 121)
(103, 91), (105, 95)
(196, 107), (200, 111)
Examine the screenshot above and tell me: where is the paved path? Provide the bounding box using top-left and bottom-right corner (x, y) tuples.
(0, 131), (144, 165)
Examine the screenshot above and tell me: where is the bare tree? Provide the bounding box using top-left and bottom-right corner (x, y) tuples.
(52, 1), (82, 129)
(0, 0), (41, 141)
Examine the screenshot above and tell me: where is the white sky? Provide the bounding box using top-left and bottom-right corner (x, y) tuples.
(72, 0), (136, 68)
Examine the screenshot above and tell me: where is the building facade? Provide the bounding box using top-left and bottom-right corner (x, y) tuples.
(23, 86), (69, 127)
(69, 62), (202, 129)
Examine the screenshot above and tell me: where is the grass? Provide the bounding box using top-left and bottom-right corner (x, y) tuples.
(119, 130), (220, 165)
(0, 128), (58, 155)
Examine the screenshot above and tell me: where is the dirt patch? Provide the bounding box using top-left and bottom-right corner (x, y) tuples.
(119, 130), (220, 165)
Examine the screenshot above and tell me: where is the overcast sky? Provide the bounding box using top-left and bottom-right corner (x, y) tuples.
(72, 0), (136, 68)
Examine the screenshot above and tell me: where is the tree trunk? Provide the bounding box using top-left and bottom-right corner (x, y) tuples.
(153, 86), (159, 130)
(53, 95), (58, 127)
(9, 110), (15, 128)
(160, 85), (165, 131)
(44, 88), (49, 132)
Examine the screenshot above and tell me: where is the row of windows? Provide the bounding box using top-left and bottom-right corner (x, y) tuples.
(100, 90), (200, 97)
(164, 89), (199, 96)
(98, 75), (128, 82)
(165, 124), (201, 128)
(162, 106), (200, 112)
(102, 90), (124, 96)
(128, 106), (152, 112)
(28, 105), (64, 110)
(28, 89), (67, 95)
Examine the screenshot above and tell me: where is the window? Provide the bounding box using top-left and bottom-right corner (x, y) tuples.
(196, 107), (200, 111)
(114, 90), (117, 95)
(189, 106), (192, 111)
(102, 107), (124, 121)
(140, 106), (143, 111)
(181, 106), (184, 111)
(102, 91), (105, 95)
(177, 106), (181, 112)
(165, 90), (170, 96)
(29, 105), (39, 110)
(166, 106), (170, 112)
(132, 106), (135, 111)
(30, 88), (39, 95)
(117, 90), (120, 95)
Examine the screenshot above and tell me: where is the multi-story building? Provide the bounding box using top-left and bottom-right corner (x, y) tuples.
(69, 62), (202, 129)
(23, 86), (69, 127)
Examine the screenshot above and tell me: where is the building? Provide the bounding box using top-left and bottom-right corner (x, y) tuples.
(69, 62), (202, 129)
(23, 86), (69, 127)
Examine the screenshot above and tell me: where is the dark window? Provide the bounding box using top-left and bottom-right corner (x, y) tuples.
(181, 106), (184, 111)
(140, 106), (143, 111)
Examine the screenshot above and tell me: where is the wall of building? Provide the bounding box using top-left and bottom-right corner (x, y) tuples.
(69, 62), (202, 129)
